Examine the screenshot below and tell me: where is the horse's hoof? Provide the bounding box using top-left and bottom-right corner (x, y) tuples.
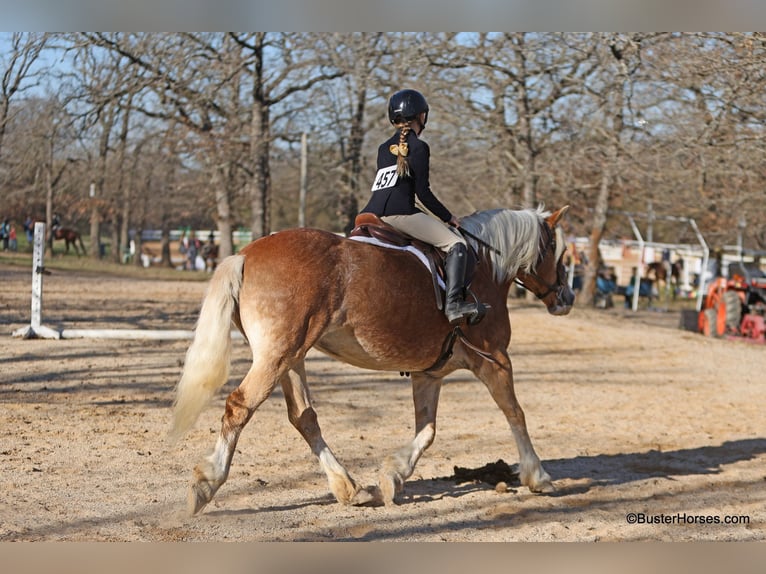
(187, 482), (213, 516)
(379, 471), (404, 505)
(351, 485), (383, 507)
(328, 474), (359, 505)
(529, 481), (555, 494)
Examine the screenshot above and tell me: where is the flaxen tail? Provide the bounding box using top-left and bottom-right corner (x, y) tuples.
(170, 254), (245, 441)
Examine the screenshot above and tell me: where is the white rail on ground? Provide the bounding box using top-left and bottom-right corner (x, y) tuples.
(10, 222), (236, 341)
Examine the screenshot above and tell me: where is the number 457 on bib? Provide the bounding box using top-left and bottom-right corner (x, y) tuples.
(371, 165), (398, 191)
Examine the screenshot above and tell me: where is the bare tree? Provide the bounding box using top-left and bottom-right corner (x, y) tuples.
(3, 32), (763, 276)
(309, 33), (388, 233)
(574, 34), (646, 305)
(643, 33), (766, 248)
(0, 33), (49, 163)
(229, 33), (344, 238)
(425, 33), (596, 209)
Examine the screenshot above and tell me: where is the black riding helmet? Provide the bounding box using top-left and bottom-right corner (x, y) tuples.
(388, 89), (429, 126)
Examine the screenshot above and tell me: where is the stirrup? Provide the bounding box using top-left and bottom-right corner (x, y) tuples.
(467, 302), (490, 325)
(446, 301), (489, 326)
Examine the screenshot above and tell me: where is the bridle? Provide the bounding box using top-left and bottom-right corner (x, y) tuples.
(513, 221), (567, 301)
(461, 218), (567, 302)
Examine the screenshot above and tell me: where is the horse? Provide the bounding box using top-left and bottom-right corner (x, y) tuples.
(200, 241), (219, 271)
(646, 260), (682, 299)
(171, 205), (574, 515)
(53, 227), (86, 256)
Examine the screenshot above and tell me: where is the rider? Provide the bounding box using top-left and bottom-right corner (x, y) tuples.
(359, 89), (485, 325)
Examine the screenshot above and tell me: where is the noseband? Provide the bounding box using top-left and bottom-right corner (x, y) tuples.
(514, 222), (567, 301)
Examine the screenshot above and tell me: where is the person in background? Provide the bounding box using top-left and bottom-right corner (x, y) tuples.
(0, 218), (9, 251)
(8, 223), (17, 251)
(23, 215), (34, 243)
(180, 229), (201, 271)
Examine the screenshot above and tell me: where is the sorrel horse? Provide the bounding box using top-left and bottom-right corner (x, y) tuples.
(646, 260), (682, 299)
(172, 206), (574, 514)
(53, 227), (86, 256)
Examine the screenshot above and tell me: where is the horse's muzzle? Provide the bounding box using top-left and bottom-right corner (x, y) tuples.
(547, 285), (575, 316)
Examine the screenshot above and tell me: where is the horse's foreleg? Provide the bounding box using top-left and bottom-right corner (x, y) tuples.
(378, 373), (442, 504)
(476, 357), (554, 493)
(280, 362), (362, 505)
(188, 365), (276, 515)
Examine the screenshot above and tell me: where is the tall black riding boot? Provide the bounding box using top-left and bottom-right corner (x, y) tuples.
(444, 243), (485, 325)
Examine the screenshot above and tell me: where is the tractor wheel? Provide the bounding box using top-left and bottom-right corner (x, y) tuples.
(723, 290), (742, 333)
(700, 308), (721, 337)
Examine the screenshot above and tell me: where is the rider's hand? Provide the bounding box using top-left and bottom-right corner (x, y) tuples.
(448, 216), (460, 228)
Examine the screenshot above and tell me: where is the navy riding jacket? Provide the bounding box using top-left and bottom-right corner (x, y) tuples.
(360, 130), (453, 223)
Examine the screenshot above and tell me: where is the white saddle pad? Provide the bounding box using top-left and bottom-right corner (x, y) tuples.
(349, 235), (445, 289)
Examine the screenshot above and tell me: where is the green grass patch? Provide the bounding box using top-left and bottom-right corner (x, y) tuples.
(0, 248), (208, 282)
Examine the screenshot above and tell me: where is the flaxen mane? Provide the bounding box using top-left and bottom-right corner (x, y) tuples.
(460, 206), (550, 284)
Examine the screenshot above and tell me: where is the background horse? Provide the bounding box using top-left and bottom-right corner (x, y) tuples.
(172, 206), (574, 515)
(53, 227), (86, 256)
(646, 260), (682, 300)
(200, 241), (219, 271)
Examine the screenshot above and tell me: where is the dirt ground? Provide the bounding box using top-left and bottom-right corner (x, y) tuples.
(1, 262), (764, 542)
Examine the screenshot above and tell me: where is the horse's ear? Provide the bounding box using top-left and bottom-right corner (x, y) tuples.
(546, 205), (570, 228)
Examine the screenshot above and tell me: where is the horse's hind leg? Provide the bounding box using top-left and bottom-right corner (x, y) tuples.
(280, 361), (365, 505)
(188, 363), (279, 515)
(378, 372), (442, 504)
(475, 356), (554, 493)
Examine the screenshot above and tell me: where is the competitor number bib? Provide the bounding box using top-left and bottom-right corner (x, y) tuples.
(371, 165), (398, 192)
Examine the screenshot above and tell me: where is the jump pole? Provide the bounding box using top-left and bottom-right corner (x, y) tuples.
(10, 222), (238, 341)
(12, 222), (60, 339)
(627, 215), (644, 312)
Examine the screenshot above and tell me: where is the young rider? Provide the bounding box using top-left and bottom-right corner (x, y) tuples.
(360, 89), (485, 325)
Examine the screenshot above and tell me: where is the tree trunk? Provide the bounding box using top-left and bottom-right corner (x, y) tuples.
(91, 124), (111, 259)
(580, 158), (613, 306)
(212, 165), (234, 258)
(114, 97), (133, 263)
(44, 165), (53, 257)
(513, 39), (537, 209)
(346, 86), (367, 199)
(579, 35), (630, 306)
(250, 99), (271, 238)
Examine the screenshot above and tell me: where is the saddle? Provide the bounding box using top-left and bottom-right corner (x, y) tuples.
(349, 213), (477, 311)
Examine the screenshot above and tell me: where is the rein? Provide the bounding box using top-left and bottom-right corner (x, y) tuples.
(420, 215), (564, 374)
(463, 217), (563, 302)
(459, 227), (502, 256)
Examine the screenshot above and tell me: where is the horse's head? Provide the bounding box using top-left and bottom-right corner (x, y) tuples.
(515, 206), (575, 316)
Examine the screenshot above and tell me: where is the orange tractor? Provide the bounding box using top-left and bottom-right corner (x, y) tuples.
(698, 262), (766, 342)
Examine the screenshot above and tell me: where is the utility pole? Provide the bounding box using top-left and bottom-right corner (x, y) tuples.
(89, 182), (100, 259)
(298, 132), (308, 228)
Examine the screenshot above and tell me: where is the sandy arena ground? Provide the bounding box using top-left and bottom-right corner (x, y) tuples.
(1, 263), (764, 542)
